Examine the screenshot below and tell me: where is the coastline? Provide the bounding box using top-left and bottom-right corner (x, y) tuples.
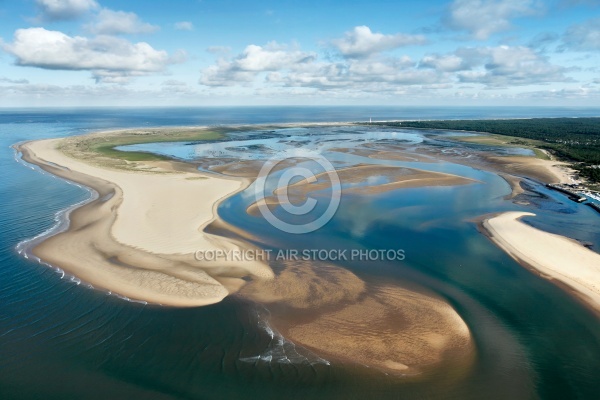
(14, 125), (479, 374)
(17, 136), (274, 307)
(481, 211), (600, 314)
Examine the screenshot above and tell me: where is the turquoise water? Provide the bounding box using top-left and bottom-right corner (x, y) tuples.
(2, 107), (600, 399)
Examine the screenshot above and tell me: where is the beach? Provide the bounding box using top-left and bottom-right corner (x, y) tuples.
(6, 113), (600, 397)
(482, 212), (600, 313)
(14, 126), (483, 374)
(18, 136), (274, 307)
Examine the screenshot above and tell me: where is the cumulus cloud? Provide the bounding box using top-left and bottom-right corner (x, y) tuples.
(174, 21), (194, 31)
(86, 9), (159, 35)
(453, 46), (570, 87)
(445, 0), (542, 40)
(35, 0), (98, 21)
(271, 59), (441, 91)
(418, 46), (570, 87)
(200, 43), (316, 86)
(560, 17), (600, 51)
(199, 36), (572, 94)
(3, 28), (173, 83)
(331, 26), (427, 58)
(200, 40), (444, 93)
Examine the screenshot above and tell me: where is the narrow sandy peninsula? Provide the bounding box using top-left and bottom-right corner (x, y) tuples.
(482, 212), (600, 313)
(18, 132), (274, 307)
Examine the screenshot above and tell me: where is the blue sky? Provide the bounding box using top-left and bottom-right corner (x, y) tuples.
(0, 0), (598, 106)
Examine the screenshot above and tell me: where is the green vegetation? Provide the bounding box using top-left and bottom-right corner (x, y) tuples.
(93, 143), (169, 162)
(374, 118), (600, 183)
(59, 128), (225, 171)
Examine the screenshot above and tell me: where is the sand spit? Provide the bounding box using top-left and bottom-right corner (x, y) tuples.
(18, 138), (273, 306)
(482, 212), (600, 313)
(240, 261), (473, 375)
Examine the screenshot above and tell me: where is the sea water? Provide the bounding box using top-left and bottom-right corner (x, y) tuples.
(1, 107), (600, 399)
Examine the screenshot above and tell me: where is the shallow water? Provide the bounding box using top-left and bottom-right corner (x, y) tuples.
(2, 107), (600, 399)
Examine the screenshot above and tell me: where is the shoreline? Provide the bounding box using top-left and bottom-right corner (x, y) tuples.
(481, 211), (600, 314)
(16, 137), (274, 307)
(14, 125), (478, 374)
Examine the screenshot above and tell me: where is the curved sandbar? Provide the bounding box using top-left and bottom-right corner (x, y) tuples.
(482, 212), (600, 312)
(18, 133), (273, 307)
(240, 261), (474, 375)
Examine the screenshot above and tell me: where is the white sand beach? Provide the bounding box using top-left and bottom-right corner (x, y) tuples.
(483, 212), (600, 312)
(20, 138), (273, 306)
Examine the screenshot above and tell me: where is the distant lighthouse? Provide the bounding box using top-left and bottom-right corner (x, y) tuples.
(369, 117), (372, 124)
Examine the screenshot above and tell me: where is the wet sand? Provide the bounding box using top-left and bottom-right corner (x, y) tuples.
(484, 156), (573, 184)
(331, 146), (435, 163)
(482, 212), (600, 313)
(16, 127), (478, 375)
(18, 138), (273, 306)
(239, 261), (474, 375)
(246, 164), (477, 216)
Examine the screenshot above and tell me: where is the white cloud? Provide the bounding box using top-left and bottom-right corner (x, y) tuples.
(560, 17), (600, 51)
(274, 59), (442, 91)
(200, 40), (443, 92)
(331, 26), (427, 58)
(35, 0), (98, 21)
(453, 46), (570, 87)
(86, 9), (159, 35)
(419, 46), (570, 88)
(174, 21), (194, 31)
(3, 28), (173, 83)
(445, 0), (542, 40)
(200, 42), (316, 86)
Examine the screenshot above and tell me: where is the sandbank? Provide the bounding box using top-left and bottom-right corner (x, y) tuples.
(240, 261), (473, 375)
(18, 137), (273, 306)
(482, 212), (600, 313)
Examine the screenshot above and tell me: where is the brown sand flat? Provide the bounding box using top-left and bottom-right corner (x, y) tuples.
(240, 261), (473, 375)
(498, 173), (525, 199)
(330, 146), (435, 163)
(484, 156), (572, 184)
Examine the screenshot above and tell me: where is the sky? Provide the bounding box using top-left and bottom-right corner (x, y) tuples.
(0, 0), (599, 107)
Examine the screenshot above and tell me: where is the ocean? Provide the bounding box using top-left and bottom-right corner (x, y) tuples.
(1, 107), (600, 399)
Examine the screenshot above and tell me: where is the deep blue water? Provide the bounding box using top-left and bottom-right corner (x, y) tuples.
(1, 107), (600, 400)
